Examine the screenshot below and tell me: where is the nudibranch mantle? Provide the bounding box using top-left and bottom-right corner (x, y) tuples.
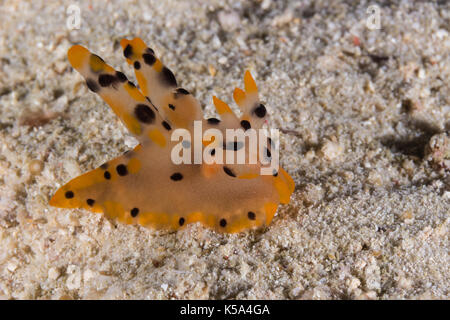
(50, 38), (294, 233)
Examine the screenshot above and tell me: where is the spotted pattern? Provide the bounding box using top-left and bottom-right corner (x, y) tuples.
(91, 54), (105, 64)
(175, 88), (189, 95)
(240, 120), (251, 130)
(123, 44), (133, 58)
(170, 172), (183, 181)
(134, 104), (155, 124)
(131, 207), (139, 217)
(160, 67), (177, 87)
(223, 166), (236, 177)
(116, 164), (128, 176)
(65, 191), (74, 199)
(143, 53), (156, 66)
(207, 118), (221, 125)
(115, 71), (127, 82)
(253, 103), (267, 118)
(50, 39), (296, 235)
(98, 74), (118, 87)
(86, 79), (99, 92)
(162, 121), (171, 131)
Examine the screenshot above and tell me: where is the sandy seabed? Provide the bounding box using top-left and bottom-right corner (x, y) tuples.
(0, 0), (448, 299)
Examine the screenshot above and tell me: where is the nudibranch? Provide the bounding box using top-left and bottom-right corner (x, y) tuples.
(49, 38), (294, 233)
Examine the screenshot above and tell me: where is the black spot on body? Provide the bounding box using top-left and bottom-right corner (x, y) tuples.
(240, 120), (251, 130)
(179, 217), (185, 226)
(175, 88), (189, 95)
(115, 71), (127, 82)
(160, 67), (177, 87)
(133, 61), (141, 69)
(145, 47), (155, 55)
(207, 118), (221, 124)
(131, 208), (139, 217)
(162, 121), (171, 131)
(272, 170), (278, 177)
(98, 74), (117, 87)
(170, 172), (183, 181)
(65, 191), (74, 199)
(123, 44), (133, 58)
(127, 81), (136, 88)
(135, 104), (155, 124)
(91, 54), (105, 63)
(86, 199), (95, 206)
(266, 148), (271, 158)
(248, 211), (256, 220)
(254, 104), (267, 118)
(86, 79), (99, 92)
(220, 219), (227, 227)
(142, 53), (156, 66)
(104, 171), (111, 180)
(210, 148), (216, 156)
(223, 166), (236, 177)
(116, 164), (128, 176)
(168, 104), (175, 110)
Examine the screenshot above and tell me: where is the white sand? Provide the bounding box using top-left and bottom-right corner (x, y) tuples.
(0, 0), (448, 299)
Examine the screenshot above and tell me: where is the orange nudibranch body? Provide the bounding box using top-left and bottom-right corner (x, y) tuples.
(50, 37), (294, 233)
